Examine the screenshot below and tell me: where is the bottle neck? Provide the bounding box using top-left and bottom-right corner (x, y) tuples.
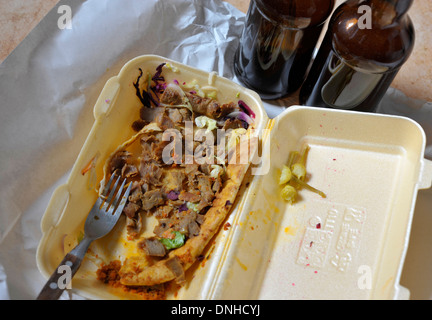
(255, 0), (335, 28)
(383, 0), (413, 16)
(369, 0), (413, 21)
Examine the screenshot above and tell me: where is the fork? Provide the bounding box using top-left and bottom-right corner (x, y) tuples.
(36, 174), (131, 300)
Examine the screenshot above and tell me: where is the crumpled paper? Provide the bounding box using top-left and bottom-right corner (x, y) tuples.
(0, 0), (431, 300)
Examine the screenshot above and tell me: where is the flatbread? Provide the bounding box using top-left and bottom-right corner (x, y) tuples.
(119, 138), (254, 286)
(97, 69), (257, 289)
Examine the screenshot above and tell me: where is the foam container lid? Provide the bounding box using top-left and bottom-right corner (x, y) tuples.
(36, 55), (432, 300)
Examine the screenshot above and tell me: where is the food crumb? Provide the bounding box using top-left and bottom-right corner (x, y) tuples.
(96, 261), (166, 300)
(224, 222), (231, 230)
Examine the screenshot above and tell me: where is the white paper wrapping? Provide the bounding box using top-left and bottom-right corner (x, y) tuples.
(0, 0), (430, 300)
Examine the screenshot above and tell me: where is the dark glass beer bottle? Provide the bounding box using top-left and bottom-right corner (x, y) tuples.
(299, 0), (415, 112)
(233, 0), (335, 100)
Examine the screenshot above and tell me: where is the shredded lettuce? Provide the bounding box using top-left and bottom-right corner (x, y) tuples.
(159, 231), (185, 250)
(206, 90), (218, 99)
(186, 202), (200, 213)
(164, 62), (179, 73)
(181, 79), (198, 90)
(181, 80), (219, 99)
(226, 128), (247, 151)
(210, 164), (224, 178)
(201, 85), (218, 99)
(181, 79), (205, 97)
(195, 116), (218, 133)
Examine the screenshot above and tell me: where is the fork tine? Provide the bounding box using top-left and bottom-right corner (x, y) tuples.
(90, 174), (117, 213)
(101, 175), (121, 211)
(101, 173), (117, 197)
(106, 179), (131, 216)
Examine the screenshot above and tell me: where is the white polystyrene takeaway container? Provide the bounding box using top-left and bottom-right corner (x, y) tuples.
(36, 55), (432, 300)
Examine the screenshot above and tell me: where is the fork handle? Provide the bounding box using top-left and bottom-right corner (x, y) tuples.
(36, 253), (82, 300)
(36, 237), (92, 300)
